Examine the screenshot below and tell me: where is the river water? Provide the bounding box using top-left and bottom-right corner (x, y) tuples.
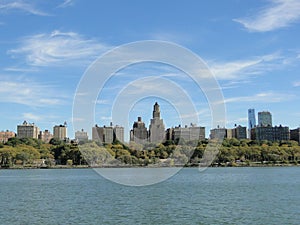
(0, 167), (299, 224)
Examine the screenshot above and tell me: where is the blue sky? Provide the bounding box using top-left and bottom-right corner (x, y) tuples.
(1, 0), (300, 140)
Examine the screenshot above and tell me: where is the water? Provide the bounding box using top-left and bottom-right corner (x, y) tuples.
(0, 167), (299, 225)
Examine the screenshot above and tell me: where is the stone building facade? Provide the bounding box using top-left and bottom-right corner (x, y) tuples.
(17, 121), (39, 139)
(0, 131), (15, 143)
(130, 117), (148, 144)
(53, 122), (67, 140)
(149, 102), (165, 143)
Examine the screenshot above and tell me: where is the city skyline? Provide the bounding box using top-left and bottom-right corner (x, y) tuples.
(2, 104), (297, 142)
(0, 1), (300, 138)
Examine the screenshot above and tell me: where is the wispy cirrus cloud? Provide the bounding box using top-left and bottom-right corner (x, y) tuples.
(0, 76), (67, 107)
(208, 53), (281, 80)
(22, 113), (42, 121)
(4, 66), (39, 73)
(8, 30), (111, 67)
(57, 0), (74, 8)
(234, 0), (300, 32)
(224, 91), (294, 104)
(0, 1), (49, 16)
(293, 81), (300, 87)
(21, 112), (60, 125)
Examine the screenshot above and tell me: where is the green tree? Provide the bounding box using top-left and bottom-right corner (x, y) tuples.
(0, 146), (16, 167)
(79, 142), (114, 166)
(15, 145), (40, 165)
(49, 138), (63, 146)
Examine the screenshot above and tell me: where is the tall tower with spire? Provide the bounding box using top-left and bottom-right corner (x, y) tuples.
(149, 102), (165, 143)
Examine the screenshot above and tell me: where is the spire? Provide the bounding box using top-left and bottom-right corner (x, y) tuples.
(153, 102), (160, 119)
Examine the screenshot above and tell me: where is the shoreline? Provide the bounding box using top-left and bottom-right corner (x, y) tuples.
(1, 162), (299, 170)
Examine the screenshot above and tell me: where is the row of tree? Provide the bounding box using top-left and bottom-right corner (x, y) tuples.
(0, 137), (300, 168)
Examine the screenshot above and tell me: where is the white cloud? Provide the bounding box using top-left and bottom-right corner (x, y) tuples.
(96, 99), (110, 105)
(0, 76), (66, 107)
(72, 117), (86, 122)
(180, 109), (210, 119)
(234, 0), (300, 32)
(208, 53), (281, 80)
(224, 91), (294, 104)
(210, 59), (261, 80)
(293, 81), (300, 87)
(8, 30), (110, 67)
(0, 1), (49, 16)
(21, 113), (60, 124)
(4, 66), (39, 72)
(58, 0), (74, 8)
(100, 116), (112, 120)
(220, 80), (251, 90)
(22, 113), (42, 121)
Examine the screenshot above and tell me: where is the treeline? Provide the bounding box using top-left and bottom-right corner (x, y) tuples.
(0, 137), (300, 168)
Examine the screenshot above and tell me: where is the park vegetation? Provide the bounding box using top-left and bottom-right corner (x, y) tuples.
(0, 137), (300, 168)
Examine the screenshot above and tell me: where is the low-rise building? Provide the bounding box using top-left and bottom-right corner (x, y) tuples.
(168, 124), (205, 142)
(251, 125), (290, 141)
(210, 125), (247, 140)
(0, 130), (16, 143)
(38, 130), (53, 143)
(114, 126), (124, 143)
(93, 124), (124, 144)
(210, 127), (227, 139)
(232, 125), (247, 139)
(290, 128), (300, 143)
(75, 129), (89, 142)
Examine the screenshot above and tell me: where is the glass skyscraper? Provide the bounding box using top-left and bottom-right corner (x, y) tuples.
(258, 111), (272, 127)
(248, 109), (256, 139)
(248, 109), (256, 129)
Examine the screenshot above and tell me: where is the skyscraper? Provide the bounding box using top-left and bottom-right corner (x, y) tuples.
(149, 102), (166, 143)
(130, 117), (148, 144)
(248, 109), (256, 129)
(258, 111), (272, 127)
(248, 109), (256, 139)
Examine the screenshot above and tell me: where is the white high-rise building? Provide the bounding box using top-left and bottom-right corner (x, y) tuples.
(53, 122), (67, 140)
(149, 102), (165, 143)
